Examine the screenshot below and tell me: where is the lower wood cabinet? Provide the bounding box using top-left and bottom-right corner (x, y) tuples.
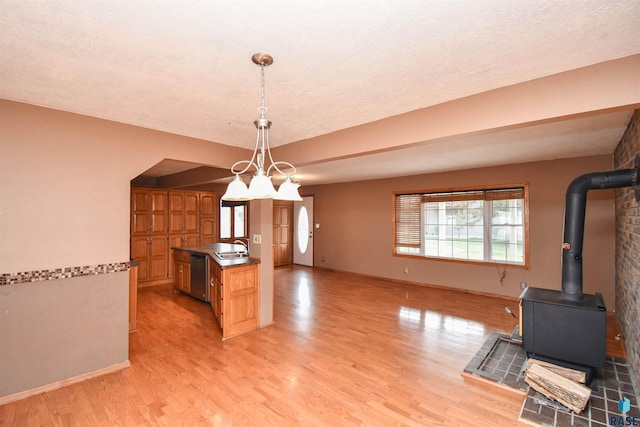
(210, 262), (260, 339)
(168, 233), (199, 279)
(130, 235), (169, 283)
(129, 264), (138, 333)
(173, 250), (191, 294)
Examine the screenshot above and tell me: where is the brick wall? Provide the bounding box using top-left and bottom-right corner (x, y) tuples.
(614, 109), (640, 392)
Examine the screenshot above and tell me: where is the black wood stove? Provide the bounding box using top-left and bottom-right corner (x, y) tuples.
(520, 157), (639, 378)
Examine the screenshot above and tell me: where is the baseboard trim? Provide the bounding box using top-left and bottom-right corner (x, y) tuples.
(312, 265), (520, 302)
(0, 360), (131, 406)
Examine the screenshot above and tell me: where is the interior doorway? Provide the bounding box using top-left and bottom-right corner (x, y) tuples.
(293, 196), (314, 266)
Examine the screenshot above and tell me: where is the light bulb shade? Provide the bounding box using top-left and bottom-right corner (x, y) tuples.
(248, 173), (277, 198)
(221, 175), (251, 201)
(274, 178), (302, 201)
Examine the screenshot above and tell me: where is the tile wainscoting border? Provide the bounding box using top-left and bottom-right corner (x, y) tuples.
(0, 262), (130, 286)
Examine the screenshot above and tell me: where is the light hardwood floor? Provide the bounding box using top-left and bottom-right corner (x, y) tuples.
(0, 266), (625, 426)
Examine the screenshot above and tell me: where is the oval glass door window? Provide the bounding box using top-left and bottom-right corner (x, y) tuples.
(297, 206), (309, 254)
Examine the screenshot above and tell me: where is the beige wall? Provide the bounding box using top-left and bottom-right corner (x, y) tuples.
(0, 273), (129, 398)
(0, 100), (254, 399)
(0, 100), (249, 273)
(249, 199), (275, 327)
(303, 155), (617, 307)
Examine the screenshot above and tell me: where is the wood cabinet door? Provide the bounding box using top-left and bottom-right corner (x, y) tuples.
(185, 234), (199, 247)
(132, 188), (168, 235)
(168, 191), (185, 234)
(131, 189), (150, 235)
(169, 191), (199, 234)
(130, 236), (150, 282)
(131, 235), (167, 282)
(169, 234), (187, 248)
(184, 192), (199, 233)
(209, 275), (218, 320)
(200, 217), (216, 244)
(148, 237), (168, 281)
(209, 264), (223, 327)
(200, 193), (216, 217)
(174, 261), (184, 290)
(213, 277), (222, 324)
(182, 262), (191, 293)
(168, 234), (184, 279)
(150, 190), (168, 234)
(223, 265), (259, 337)
(174, 261), (190, 293)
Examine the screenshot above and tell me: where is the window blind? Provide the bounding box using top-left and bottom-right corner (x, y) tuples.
(421, 187), (524, 203)
(394, 194), (421, 248)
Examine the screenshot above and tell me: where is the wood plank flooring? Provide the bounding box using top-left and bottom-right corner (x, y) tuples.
(0, 266), (626, 426)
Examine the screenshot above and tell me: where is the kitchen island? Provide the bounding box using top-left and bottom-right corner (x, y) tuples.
(172, 243), (260, 340)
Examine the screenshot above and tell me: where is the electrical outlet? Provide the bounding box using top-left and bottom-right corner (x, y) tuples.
(403, 267), (409, 274)
(520, 281), (527, 290)
(253, 234), (262, 244)
(321, 256), (325, 263)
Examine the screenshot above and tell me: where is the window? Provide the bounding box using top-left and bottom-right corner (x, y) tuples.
(394, 185), (528, 266)
(220, 201), (248, 241)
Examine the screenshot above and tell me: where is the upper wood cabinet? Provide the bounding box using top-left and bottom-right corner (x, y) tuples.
(200, 218), (216, 245)
(199, 193), (216, 217)
(130, 187), (217, 287)
(199, 192), (217, 245)
(131, 188), (168, 235)
(169, 191), (199, 234)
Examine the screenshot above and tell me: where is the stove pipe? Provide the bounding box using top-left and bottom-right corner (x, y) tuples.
(561, 160), (639, 301)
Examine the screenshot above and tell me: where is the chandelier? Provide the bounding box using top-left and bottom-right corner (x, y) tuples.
(221, 53), (302, 201)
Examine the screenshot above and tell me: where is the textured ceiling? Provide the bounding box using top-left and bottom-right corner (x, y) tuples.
(1, 1), (639, 185)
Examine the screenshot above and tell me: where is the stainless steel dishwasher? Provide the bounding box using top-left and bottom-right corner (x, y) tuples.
(189, 253), (208, 302)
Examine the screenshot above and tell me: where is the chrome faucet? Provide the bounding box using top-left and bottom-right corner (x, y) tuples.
(233, 239), (248, 252)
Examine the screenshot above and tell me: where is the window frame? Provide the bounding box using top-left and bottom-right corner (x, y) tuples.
(219, 201), (249, 242)
(393, 183), (529, 269)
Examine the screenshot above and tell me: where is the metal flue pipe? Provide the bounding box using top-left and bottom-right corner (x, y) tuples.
(561, 160), (639, 301)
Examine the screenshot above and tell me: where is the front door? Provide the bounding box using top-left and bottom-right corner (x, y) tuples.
(293, 196), (313, 267)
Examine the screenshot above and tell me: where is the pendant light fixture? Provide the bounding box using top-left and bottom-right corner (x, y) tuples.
(221, 53), (302, 202)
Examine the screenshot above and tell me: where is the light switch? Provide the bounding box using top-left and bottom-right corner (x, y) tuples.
(315, 223), (320, 229)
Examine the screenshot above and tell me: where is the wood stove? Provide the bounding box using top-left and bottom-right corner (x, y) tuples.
(520, 158), (639, 374)
(520, 287), (606, 368)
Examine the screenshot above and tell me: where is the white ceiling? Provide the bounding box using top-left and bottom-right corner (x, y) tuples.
(1, 1), (639, 185)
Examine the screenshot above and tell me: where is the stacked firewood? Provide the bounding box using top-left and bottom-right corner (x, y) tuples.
(524, 359), (592, 414)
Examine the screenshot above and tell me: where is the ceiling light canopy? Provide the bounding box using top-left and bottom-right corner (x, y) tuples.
(221, 53), (301, 202)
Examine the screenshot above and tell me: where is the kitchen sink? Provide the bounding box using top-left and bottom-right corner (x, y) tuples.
(215, 251), (248, 260)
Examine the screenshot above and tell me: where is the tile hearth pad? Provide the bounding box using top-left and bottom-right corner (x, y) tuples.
(464, 333), (639, 427)
(463, 332), (529, 393)
(519, 357), (639, 427)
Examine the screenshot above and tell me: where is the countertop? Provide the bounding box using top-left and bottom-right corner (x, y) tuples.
(172, 243), (261, 268)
